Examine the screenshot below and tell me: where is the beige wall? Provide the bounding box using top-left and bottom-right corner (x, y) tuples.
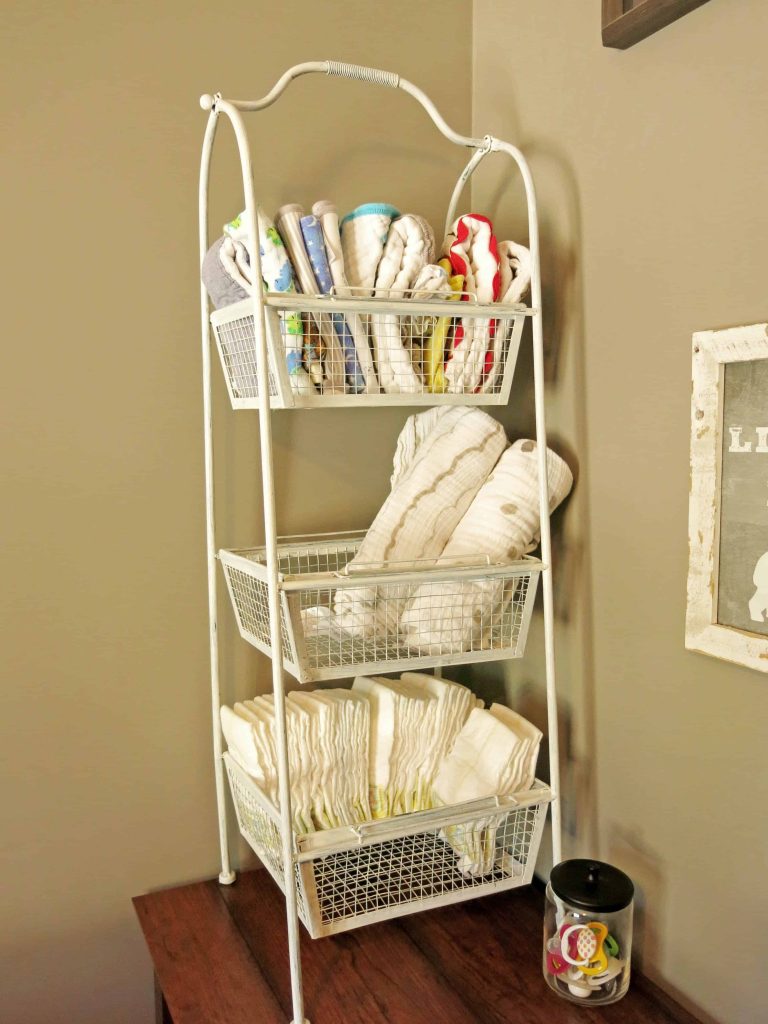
(0, 3), (473, 1021)
(5, 1), (767, 1021)
(472, 2), (768, 1023)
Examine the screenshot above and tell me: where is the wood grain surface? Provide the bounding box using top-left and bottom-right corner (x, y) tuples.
(135, 870), (702, 1024)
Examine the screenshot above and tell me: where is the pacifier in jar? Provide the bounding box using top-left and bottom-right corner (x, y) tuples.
(543, 859), (634, 1005)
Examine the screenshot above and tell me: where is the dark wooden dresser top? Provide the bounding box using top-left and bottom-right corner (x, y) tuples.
(134, 871), (701, 1024)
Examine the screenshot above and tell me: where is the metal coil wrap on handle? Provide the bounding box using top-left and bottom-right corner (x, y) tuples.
(325, 60), (400, 88)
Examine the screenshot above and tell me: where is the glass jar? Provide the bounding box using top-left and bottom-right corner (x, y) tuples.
(543, 859), (634, 1005)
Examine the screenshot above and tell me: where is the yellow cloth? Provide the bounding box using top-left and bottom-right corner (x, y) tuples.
(426, 257), (463, 393)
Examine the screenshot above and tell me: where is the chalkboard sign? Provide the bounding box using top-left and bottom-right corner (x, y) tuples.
(717, 359), (768, 636)
(686, 324), (768, 672)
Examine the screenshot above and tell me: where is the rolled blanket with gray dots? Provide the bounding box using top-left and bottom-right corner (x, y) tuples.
(399, 439), (573, 654)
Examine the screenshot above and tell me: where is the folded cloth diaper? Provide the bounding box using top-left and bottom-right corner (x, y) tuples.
(442, 214), (501, 393)
(400, 439), (573, 654)
(352, 676), (435, 818)
(224, 691), (370, 833)
(333, 407), (508, 636)
(398, 673), (479, 808)
(220, 704), (266, 782)
(371, 215), (436, 393)
(480, 239), (532, 394)
(488, 703), (542, 792)
(220, 209), (315, 396)
(275, 203), (346, 394)
(296, 690), (370, 827)
(340, 202), (400, 294)
(313, 200), (379, 393)
(433, 704), (542, 875)
(300, 214), (365, 393)
(434, 707), (525, 804)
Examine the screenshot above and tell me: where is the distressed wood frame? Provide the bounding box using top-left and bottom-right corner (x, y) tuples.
(686, 322), (768, 672)
(602, 0), (710, 50)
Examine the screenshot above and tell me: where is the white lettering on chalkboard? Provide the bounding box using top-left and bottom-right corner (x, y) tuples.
(728, 426), (768, 453)
(728, 425), (768, 505)
(729, 426), (752, 452)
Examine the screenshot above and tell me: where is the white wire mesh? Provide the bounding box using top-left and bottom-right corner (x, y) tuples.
(219, 535), (541, 683)
(210, 295), (528, 408)
(225, 752), (308, 921)
(225, 754), (550, 938)
(212, 310), (281, 401)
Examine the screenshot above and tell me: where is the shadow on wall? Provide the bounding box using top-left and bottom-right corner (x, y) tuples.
(457, 130), (600, 863)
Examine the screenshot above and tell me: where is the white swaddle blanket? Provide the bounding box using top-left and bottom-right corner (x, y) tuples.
(371, 214), (435, 393)
(312, 200), (380, 394)
(400, 440), (573, 653)
(390, 407), (451, 487)
(332, 408), (508, 637)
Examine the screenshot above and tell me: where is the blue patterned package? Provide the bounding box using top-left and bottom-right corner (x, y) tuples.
(300, 214), (365, 393)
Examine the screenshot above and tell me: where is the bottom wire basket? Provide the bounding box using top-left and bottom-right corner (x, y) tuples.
(224, 753), (551, 938)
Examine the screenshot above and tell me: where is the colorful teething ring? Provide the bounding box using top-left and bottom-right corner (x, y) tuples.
(579, 922), (609, 977)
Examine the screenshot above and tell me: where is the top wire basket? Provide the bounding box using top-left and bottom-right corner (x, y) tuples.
(210, 290), (532, 409)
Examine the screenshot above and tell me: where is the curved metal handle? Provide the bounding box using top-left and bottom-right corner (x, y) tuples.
(201, 61), (485, 150)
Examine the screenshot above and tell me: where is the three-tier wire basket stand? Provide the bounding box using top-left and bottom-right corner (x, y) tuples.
(199, 61), (563, 1024)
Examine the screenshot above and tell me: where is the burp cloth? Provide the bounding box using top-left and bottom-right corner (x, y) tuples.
(275, 203), (346, 394)
(313, 200), (379, 393)
(442, 214), (501, 393)
(480, 239), (532, 394)
(300, 214), (365, 392)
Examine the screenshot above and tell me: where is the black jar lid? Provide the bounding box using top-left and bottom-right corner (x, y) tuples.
(550, 859), (634, 914)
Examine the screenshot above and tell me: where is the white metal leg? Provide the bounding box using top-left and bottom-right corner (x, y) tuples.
(492, 139), (563, 865)
(217, 99), (308, 1024)
(443, 134), (564, 867)
(199, 107), (236, 886)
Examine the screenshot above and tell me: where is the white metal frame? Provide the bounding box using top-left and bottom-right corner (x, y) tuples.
(686, 322), (768, 672)
(199, 60), (563, 1024)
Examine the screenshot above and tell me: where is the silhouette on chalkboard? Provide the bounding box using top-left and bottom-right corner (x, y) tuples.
(748, 551), (768, 623)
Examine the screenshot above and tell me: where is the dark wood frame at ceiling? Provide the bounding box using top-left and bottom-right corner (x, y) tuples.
(602, 0), (710, 49)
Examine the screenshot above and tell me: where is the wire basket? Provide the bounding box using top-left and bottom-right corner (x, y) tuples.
(224, 752), (551, 938)
(219, 533), (542, 683)
(210, 292), (531, 409)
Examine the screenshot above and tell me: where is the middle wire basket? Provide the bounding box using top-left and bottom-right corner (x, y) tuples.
(219, 532), (542, 684)
(224, 753), (552, 938)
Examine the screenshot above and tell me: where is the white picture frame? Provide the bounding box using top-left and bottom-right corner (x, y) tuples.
(686, 322), (768, 672)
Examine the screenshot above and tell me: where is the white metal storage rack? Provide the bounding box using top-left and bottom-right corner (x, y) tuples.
(199, 61), (562, 1024)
